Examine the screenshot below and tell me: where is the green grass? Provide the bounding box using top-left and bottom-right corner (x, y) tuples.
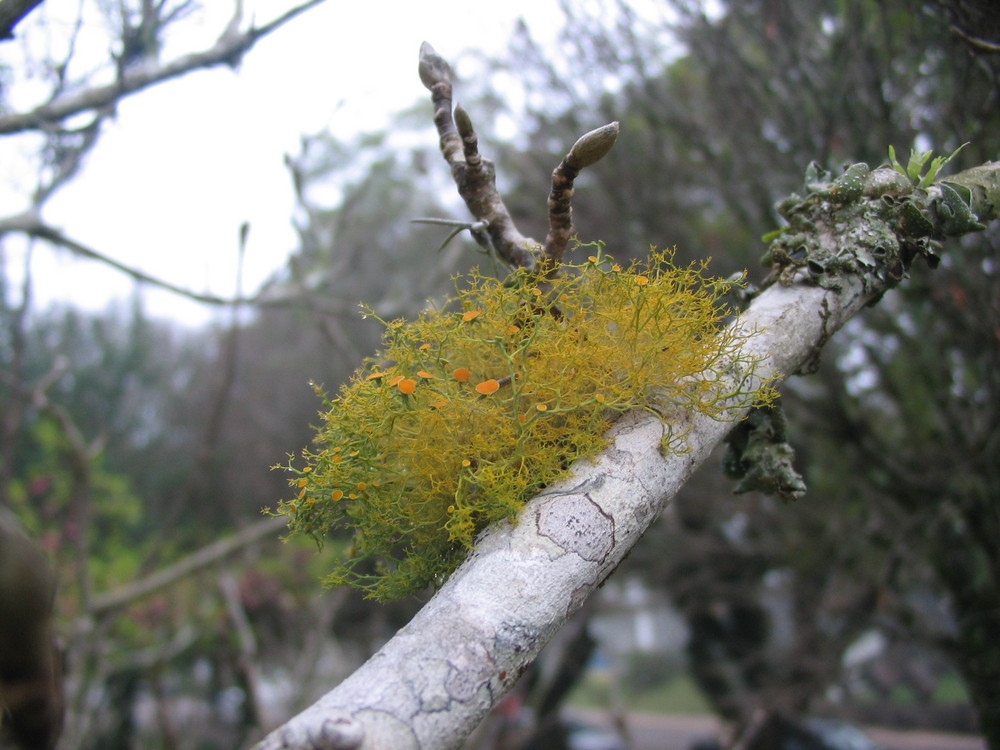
(567, 666), (969, 717)
(932, 673), (970, 704)
(567, 669), (712, 715)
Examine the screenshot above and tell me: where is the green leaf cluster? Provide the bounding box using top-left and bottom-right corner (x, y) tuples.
(888, 143), (967, 189)
(275, 248), (774, 600)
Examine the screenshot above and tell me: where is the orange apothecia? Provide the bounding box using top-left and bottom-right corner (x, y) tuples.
(273, 245), (776, 600)
(475, 379), (500, 395)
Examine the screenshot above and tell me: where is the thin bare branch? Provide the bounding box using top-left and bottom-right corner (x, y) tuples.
(33, 112), (108, 205)
(28, 359), (106, 612)
(219, 571), (272, 731)
(0, 212), (251, 304)
(0, 0), (326, 135)
(86, 516), (287, 617)
(0, 212), (359, 315)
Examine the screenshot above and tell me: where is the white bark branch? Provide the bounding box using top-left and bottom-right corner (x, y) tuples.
(251, 272), (870, 750)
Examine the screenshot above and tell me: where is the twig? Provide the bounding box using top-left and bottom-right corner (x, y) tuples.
(419, 42), (541, 271)
(950, 23), (1000, 53)
(0, 212), (252, 304)
(28, 360), (106, 612)
(411, 217), (489, 253)
(543, 122), (619, 265)
(219, 571), (271, 731)
(152, 221), (248, 540)
(419, 43), (618, 275)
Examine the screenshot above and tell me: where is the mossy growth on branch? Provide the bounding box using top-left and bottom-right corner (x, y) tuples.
(274, 247), (775, 600)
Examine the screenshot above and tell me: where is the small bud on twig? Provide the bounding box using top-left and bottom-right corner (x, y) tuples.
(544, 122), (620, 264)
(453, 104), (474, 139)
(418, 41), (453, 90)
(567, 122), (620, 169)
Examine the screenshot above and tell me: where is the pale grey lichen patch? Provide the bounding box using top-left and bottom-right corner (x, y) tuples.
(352, 709), (418, 750)
(567, 583), (592, 614)
(535, 494), (614, 562)
(274, 713), (367, 750)
(315, 715), (364, 750)
(491, 618), (543, 668)
(443, 640), (495, 703)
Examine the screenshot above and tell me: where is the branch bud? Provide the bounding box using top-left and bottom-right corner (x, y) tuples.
(453, 104), (474, 138)
(567, 122), (620, 169)
(418, 41), (453, 90)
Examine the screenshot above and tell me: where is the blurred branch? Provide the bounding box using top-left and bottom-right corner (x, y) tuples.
(29, 356), (106, 612)
(148, 222), (249, 546)
(85, 515), (287, 618)
(0, 212), (252, 305)
(0, 0), (326, 135)
(34, 114), (108, 207)
(0, 212), (360, 315)
(0, 0), (42, 41)
(219, 571), (272, 732)
(0, 240), (33, 507)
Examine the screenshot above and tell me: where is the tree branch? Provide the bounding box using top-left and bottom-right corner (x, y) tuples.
(543, 122), (619, 265)
(0, 212), (252, 305)
(0, 0), (326, 135)
(0, 211), (362, 315)
(418, 42), (538, 270)
(85, 516), (287, 618)
(0, 0), (42, 41)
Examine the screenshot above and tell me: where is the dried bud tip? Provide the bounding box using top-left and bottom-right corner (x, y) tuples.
(454, 104), (474, 137)
(567, 121), (620, 168)
(419, 41), (453, 89)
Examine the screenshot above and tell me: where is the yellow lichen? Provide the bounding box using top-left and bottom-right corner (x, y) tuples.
(274, 246), (774, 600)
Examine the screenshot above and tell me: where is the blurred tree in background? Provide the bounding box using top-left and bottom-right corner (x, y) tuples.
(1, 0), (998, 748)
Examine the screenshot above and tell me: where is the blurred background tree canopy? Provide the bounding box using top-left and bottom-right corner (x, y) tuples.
(1, 0), (997, 748)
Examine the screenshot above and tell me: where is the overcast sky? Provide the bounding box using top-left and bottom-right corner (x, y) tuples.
(1, 0), (566, 326)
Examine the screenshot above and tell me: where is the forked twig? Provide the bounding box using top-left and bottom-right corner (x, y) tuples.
(418, 42), (618, 274)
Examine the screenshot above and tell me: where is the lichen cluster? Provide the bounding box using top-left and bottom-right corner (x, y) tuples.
(762, 147), (987, 296)
(275, 248), (773, 600)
